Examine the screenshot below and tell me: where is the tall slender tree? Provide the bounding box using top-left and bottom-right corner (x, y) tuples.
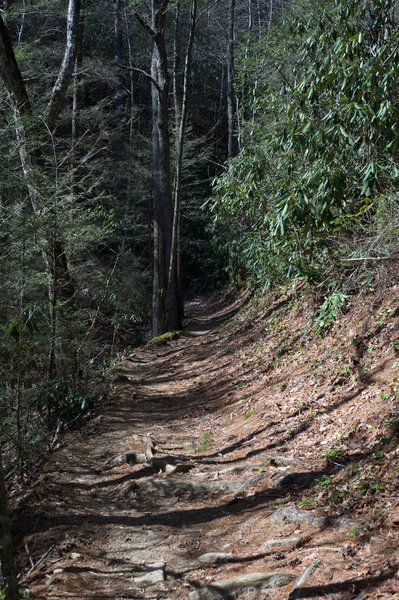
(168, 0), (198, 325)
(227, 0), (236, 158)
(137, 0), (182, 335)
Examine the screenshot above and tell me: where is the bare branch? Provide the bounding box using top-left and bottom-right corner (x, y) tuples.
(196, 0), (221, 24)
(135, 12), (158, 39)
(341, 256), (399, 263)
(119, 63), (162, 92)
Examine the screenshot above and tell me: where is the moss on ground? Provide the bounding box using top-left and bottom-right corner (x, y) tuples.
(146, 330), (182, 346)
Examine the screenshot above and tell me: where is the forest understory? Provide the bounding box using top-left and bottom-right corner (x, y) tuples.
(11, 286), (399, 599)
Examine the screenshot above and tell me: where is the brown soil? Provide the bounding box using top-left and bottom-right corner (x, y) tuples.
(16, 288), (399, 599)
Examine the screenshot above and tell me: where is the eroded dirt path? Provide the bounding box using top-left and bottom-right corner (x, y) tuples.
(18, 294), (399, 599)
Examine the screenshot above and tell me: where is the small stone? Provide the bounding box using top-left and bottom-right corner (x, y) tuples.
(270, 503), (355, 529)
(197, 552), (236, 565)
(146, 560), (165, 569)
(53, 568), (64, 574)
(70, 552), (82, 560)
(260, 537), (302, 550)
(133, 560), (165, 584)
(163, 462), (195, 474)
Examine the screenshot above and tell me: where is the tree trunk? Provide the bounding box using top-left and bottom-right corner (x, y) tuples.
(168, 0), (197, 327)
(0, 449), (19, 600)
(150, 42), (165, 335)
(124, 5), (135, 151)
(112, 0), (125, 167)
(71, 1), (85, 193)
(227, 0), (236, 158)
(151, 37), (175, 333)
(137, 0), (182, 335)
(45, 0), (82, 132)
(172, 0), (181, 131)
(114, 0), (124, 115)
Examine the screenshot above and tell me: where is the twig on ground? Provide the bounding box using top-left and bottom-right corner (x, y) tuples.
(21, 544), (56, 579)
(25, 543), (35, 569)
(288, 557), (321, 600)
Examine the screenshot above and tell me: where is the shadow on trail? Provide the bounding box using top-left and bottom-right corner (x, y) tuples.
(288, 564), (397, 598)
(60, 466), (155, 491)
(20, 464), (334, 536)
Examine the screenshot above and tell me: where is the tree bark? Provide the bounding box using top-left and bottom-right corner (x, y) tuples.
(0, 15), (32, 115)
(137, 0), (182, 335)
(167, 0), (197, 327)
(114, 0), (124, 116)
(227, 0), (236, 158)
(0, 449), (19, 600)
(172, 0), (181, 131)
(45, 0), (82, 131)
(112, 0), (125, 167)
(151, 32), (174, 333)
(124, 5), (135, 149)
(71, 1), (85, 192)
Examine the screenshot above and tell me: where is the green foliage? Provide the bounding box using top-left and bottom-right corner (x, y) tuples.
(0, 587), (32, 600)
(314, 291), (349, 333)
(188, 431), (215, 453)
(210, 0), (399, 288)
(31, 381), (94, 426)
(348, 524), (370, 539)
(316, 474), (334, 489)
(298, 496), (316, 508)
(319, 447), (341, 460)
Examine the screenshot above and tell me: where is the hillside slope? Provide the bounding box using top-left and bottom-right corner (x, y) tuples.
(17, 287), (399, 598)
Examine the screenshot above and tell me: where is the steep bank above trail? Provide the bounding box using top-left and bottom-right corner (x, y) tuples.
(16, 287), (399, 598)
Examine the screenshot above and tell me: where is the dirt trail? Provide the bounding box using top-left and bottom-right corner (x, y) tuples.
(17, 294), (399, 599)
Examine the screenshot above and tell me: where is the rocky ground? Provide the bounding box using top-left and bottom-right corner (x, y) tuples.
(14, 287), (399, 598)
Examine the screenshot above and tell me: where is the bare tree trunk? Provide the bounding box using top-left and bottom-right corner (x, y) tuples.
(172, 0), (181, 131)
(72, 1), (85, 191)
(114, 0), (124, 115)
(167, 0), (197, 327)
(268, 0), (273, 28)
(248, 0), (252, 30)
(217, 62), (224, 123)
(17, 0), (26, 45)
(227, 0), (236, 158)
(45, 0), (82, 132)
(124, 5), (134, 150)
(150, 42), (165, 335)
(0, 449), (19, 600)
(137, 0), (182, 335)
